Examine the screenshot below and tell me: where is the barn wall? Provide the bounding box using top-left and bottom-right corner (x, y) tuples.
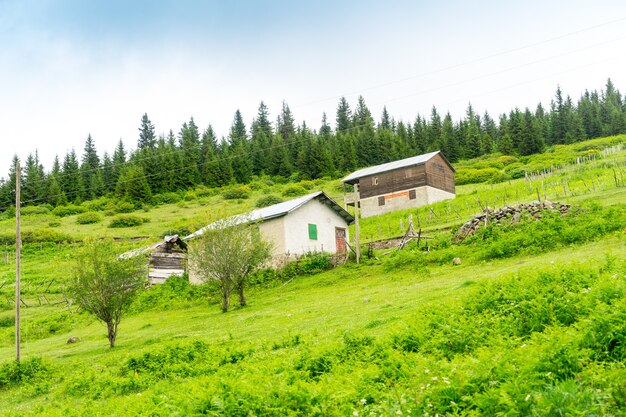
(281, 198), (350, 255)
(425, 153), (455, 193)
(359, 165), (427, 199)
(358, 185), (454, 218)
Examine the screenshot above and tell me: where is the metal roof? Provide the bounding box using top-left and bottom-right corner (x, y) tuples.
(341, 151), (455, 184)
(183, 191), (353, 240)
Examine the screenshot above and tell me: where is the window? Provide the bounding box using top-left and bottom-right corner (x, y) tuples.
(308, 223), (318, 240)
(372, 176), (379, 186)
(409, 189), (416, 200)
(378, 196), (385, 206)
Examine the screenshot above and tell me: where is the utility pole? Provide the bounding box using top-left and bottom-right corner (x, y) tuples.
(15, 161), (21, 362)
(353, 184), (360, 263)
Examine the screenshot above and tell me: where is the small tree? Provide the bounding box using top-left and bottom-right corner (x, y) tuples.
(189, 219), (272, 312)
(68, 240), (146, 347)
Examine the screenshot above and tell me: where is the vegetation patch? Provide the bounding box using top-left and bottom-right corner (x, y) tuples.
(108, 214), (149, 228)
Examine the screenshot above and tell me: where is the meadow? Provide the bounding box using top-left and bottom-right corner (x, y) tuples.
(0, 136), (625, 416)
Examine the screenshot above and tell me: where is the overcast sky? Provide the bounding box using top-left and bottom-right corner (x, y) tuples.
(1, 0), (626, 178)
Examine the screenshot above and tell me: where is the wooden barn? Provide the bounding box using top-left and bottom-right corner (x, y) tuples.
(342, 150), (456, 218)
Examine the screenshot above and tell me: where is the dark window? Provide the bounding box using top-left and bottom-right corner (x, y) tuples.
(409, 189), (416, 200)
(308, 223), (318, 240)
(378, 196), (385, 206)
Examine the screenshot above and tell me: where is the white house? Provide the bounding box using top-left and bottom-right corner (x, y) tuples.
(184, 191), (354, 284)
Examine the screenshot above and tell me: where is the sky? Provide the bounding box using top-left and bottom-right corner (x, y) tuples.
(1, 0), (626, 178)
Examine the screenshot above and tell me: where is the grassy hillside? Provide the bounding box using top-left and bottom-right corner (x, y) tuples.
(0, 136), (625, 416)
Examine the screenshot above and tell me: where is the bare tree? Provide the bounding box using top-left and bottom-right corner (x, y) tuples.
(68, 240), (146, 347)
(189, 218), (272, 312)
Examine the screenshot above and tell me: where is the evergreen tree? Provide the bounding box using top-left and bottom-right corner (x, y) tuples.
(440, 113), (460, 162)
(228, 110), (252, 183)
(277, 101), (297, 164)
(81, 134), (103, 199)
(115, 165), (152, 203)
(61, 149), (82, 203)
(179, 118), (202, 187)
(463, 104), (482, 158)
(200, 125), (220, 187)
(137, 113), (157, 150)
(214, 139), (234, 186)
(518, 108), (544, 155)
(112, 140), (127, 186)
(426, 107), (442, 151)
(250, 101), (273, 175)
(268, 133), (292, 177)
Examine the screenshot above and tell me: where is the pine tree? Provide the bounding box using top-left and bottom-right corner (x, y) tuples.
(179, 118), (202, 188)
(250, 102), (273, 175)
(228, 111), (252, 183)
(81, 134), (103, 199)
(61, 149), (83, 203)
(426, 107), (442, 151)
(115, 165), (152, 203)
(137, 113), (157, 150)
(440, 113), (460, 162)
(214, 139), (234, 186)
(200, 125), (220, 187)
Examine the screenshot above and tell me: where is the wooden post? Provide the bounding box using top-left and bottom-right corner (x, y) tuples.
(15, 161), (21, 362)
(353, 185), (360, 264)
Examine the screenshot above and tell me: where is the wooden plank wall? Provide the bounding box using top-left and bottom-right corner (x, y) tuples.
(359, 165), (427, 198)
(425, 154), (455, 193)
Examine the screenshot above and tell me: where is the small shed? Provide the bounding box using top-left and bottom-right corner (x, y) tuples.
(147, 235), (188, 284)
(185, 191), (353, 284)
(342, 150), (456, 218)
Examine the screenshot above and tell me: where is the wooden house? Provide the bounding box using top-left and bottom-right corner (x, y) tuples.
(185, 191), (354, 284)
(342, 151), (456, 218)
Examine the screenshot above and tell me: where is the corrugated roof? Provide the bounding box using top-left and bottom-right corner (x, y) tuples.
(183, 191), (353, 240)
(342, 151), (453, 184)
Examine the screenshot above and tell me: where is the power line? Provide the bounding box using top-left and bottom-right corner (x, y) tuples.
(294, 16), (626, 109)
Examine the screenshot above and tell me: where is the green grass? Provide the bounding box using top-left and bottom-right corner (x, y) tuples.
(0, 135), (625, 415)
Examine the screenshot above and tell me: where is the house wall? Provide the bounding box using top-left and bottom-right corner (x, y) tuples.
(358, 185), (455, 218)
(258, 216), (285, 256)
(279, 198), (350, 256)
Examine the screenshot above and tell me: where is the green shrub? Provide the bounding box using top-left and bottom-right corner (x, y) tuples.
(496, 155), (519, 166)
(108, 215), (149, 228)
(114, 201), (136, 213)
(153, 192), (182, 204)
(222, 186), (251, 200)
(81, 197), (110, 212)
(76, 212), (102, 225)
(52, 205), (87, 217)
(21, 205), (50, 215)
(455, 168), (505, 185)
(255, 195), (283, 208)
(282, 185), (308, 197)
(382, 249), (428, 272)
(48, 221), (61, 227)
(0, 357), (50, 389)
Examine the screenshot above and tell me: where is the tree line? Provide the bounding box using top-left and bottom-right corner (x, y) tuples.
(1, 79), (625, 210)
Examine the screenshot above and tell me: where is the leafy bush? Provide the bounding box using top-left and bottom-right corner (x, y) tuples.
(108, 214), (149, 228)
(282, 185), (308, 197)
(455, 168), (505, 185)
(81, 197), (110, 212)
(48, 221), (61, 227)
(255, 195), (283, 208)
(76, 212), (102, 225)
(152, 192), (182, 205)
(114, 201), (136, 213)
(21, 205), (50, 215)
(131, 275), (214, 312)
(222, 186), (251, 200)
(52, 205), (87, 217)
(0, 357), (51, 389)
(382, 249), (428, 272)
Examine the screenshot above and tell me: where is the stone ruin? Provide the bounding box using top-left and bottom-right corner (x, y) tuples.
(455, 201), (572, 242)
